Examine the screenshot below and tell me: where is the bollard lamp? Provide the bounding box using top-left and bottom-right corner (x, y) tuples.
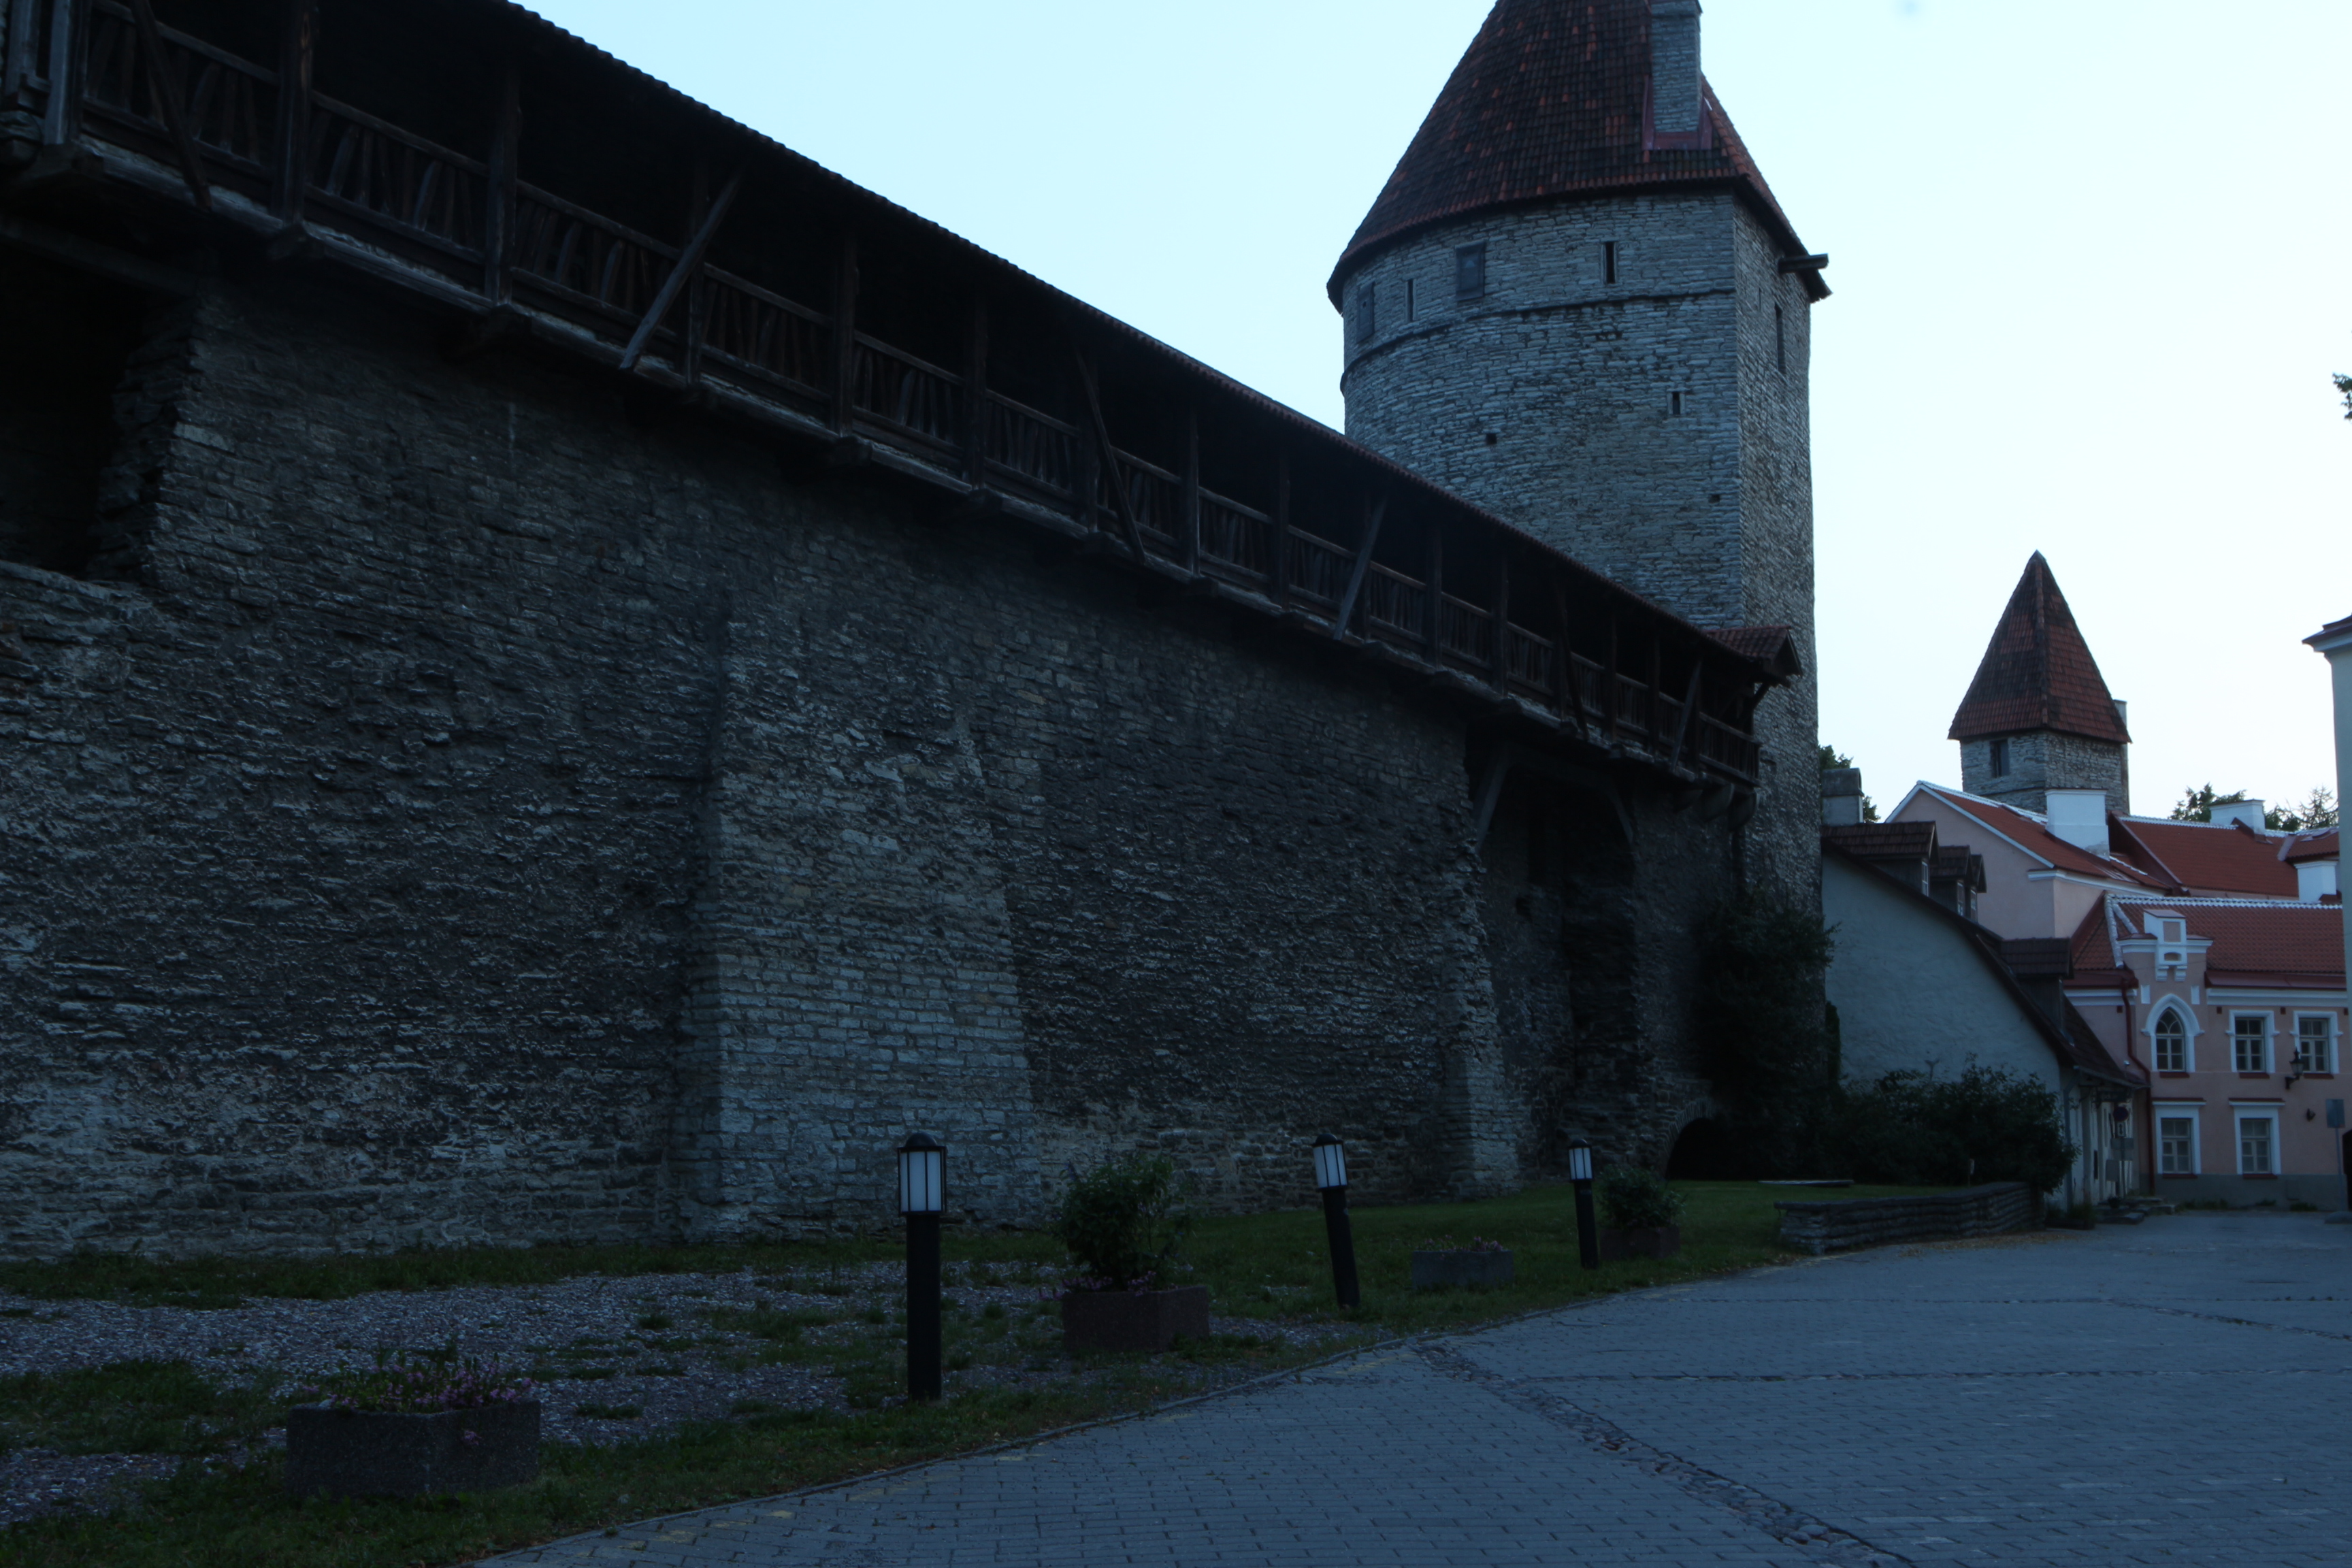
(1567, 1137), (1593, 1183)
(898, 1132), (945, 1215)
(1312, 1133), (1349, 1192)
(1567, 1136), (1599, 1270)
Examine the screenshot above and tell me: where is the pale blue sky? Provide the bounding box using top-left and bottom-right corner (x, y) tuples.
(532, 0), (2351, 821)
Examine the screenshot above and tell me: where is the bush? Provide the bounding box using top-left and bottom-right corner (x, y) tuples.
(1833, 1064), (2074, 1192)
(1054, 1152), (1191, 1290)
(1595, 1166), (1685, 1230)
(1693, 896), (1835, 1175)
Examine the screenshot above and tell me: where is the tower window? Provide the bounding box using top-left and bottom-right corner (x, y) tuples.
(1775, 305), (1786, 373)
(1989, 738), (2010, 777)
(1354, 282), (1377, 344)
(1405, 278), (1416, 321)
(1669, 391), (1684, 417)
(1454, 243), (1486, 301)
(1602, 240), (1618, 284)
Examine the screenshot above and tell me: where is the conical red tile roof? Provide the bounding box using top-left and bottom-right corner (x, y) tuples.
(1948, 554), (2130, 744)
(1329, 0), (1818, 300)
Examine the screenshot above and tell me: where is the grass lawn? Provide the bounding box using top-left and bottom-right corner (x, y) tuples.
(0, 1180), (1937, 1567)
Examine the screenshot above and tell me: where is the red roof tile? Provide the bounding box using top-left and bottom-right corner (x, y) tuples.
(2110, 818), (2299, 899)
(2281, 828), (2340, 864)
(1921, 787), (2168, 888)
(2092, 896), (2345, 982)
(1330, 0), (1818, 299)
(1948, 554), (2129, 744)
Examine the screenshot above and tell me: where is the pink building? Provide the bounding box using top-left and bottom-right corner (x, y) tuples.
(2062, 896), (2346, 1209)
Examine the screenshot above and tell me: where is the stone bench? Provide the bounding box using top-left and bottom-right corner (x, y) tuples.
(1773, 1183), (2039, 1255)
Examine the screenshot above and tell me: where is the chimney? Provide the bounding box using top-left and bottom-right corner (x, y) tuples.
(2209, 799), (2266, 831)
(1650, 1), (1703, 137)
(2297, 856), (2340, 902)
(1822, 766), (1864, 828)
(2045, 789), (2109, 855)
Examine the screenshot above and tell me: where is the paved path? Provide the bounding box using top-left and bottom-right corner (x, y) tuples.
(497, 1215), (2352, 1566)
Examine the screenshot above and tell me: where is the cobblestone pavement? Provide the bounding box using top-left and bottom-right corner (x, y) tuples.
(493, 1215), (2351, 1566)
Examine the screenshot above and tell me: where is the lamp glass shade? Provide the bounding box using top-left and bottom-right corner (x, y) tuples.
(1567, 1140), (1593, 1183)
(898, 1135), (945, 1214)
(1311, 1135), (1347, 1190)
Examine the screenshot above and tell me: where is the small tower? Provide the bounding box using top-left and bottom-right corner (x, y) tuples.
(1950, 553), (2131, 814)
(1330, 0), (1828, 902)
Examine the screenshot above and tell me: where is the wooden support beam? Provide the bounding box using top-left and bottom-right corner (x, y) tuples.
(1472, 744), (1512, 850)
(1671, 658), (1702, 768)
(129, 0), (210, 208)
(1424, 523), (1443, 662)
(1180, 410), (1200, 573)
(1332, 493), (1387, 636)
(0, 208), (203, 293)
(830, 231), (858, 433)
(270, 0), (314, 219)
(1492, 551), (1511, 687)
(1605, 616), (1621, 740)
(481, 69), (519, 302)
(1271, 454), (1291, 608)
(681, 163), (712, 386)
(1550, 579), (1580, 734)
(5, 0), (43, 105)
(962, 297), (989, 485)
(39, 0), (80, 147)
(619, 169), (738, 373)
(1071, 349), (1149, 564)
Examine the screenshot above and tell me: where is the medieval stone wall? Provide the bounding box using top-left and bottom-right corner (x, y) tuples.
(1958, 732), (2130, 816)
(0, 259), (1743, 1257)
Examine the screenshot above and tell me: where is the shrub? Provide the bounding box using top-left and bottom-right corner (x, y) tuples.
(1833, 1064), (2074, 1192)
(1595, 1165), (1685, 1230)
(1054, 1151), (1191, 1290)
(1693, 896), (1836, 1175)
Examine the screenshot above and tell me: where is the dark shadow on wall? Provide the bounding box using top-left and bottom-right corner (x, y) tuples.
(0, 252), (146, 578)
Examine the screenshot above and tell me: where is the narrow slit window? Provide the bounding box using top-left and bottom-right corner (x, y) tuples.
(1669, 391), (1684, 417)
(1989, 738), (2010, 778)
(1404, 277), (1416, 321)
(1775, 305), (1786, 373)
(1602, 240), (1618, 284)
(1354, 282), (1377, 344)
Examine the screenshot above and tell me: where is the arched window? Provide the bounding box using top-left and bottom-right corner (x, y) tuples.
(2154, 1009), (2188, 1073)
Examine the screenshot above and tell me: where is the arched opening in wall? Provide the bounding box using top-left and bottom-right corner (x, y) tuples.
(1665, 1116), (1744, 1179)
(0, 251), (146, 578)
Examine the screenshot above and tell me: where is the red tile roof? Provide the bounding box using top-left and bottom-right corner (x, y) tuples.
(2076, 896), (2345, 984)
(2110, 818), (2300, 899)
(1329, 0), (1819, 299)
(2281, 828), (2340, 864)
(1948, 554), (2129, 744)
(1918, 787), (2168, 888)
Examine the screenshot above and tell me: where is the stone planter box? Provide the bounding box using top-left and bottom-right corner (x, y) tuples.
(1772, 1181), (2038, 1255)
(1410, 1250), (1515, 1290)
(1598, 1225), (1682, 1261)
(285, 1401), (540, 1499)
(1060, 1286), (1210, 1354)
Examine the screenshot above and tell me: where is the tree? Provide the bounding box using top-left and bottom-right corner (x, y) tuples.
(2169, 783), (2246, 823)
(1818, 744), (1879, 822)
(2170, 783), (2339, 830)
(1693, 896), (1836, 1176)
(2336, 372), (2352, 419)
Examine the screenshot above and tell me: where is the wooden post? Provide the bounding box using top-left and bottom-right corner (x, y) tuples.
(1606, 617), (1621, 741)
(40, 0), (81, 148)
(1271, 454), (1290, 606)
(831, 231), (858, 433)
(962, 296), (988, 485)
(1492, 551), (1512, 689)
(129, 0), (209, 207)
(1423, 522), (1443, 662)
(271, 0), (316, 220)
(620, 169), (737, 374)
(1072, 349), (1148, 563)
(1181, 410), (1200, 573)
(1552, 579), (1583, 734)
(1332, 494), (1386, 637)
(480, 69), (519, 301)
(7, 0), (46, 106)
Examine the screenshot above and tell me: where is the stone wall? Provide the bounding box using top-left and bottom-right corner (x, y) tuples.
(1334, 192), (1818, 914)
(1958, 731), (2130, 817)
(0, 258), (1748, 1257)
(1774, 1183), (2039, 1255)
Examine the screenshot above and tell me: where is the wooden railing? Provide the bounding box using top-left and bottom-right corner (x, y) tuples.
(12, 0), (1768, 785)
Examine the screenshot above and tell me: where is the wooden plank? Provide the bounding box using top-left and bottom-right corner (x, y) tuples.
(41, 0), (80, 146)
(1071, 349), (1149, 563)
(681, 162), (710, 385)
(1330, 493), (1387, 636)
(1181, 410), (1200, 573)
(269, 0), (313, 218)
(618, 168), (737, 373)
(1424, 523), (1443, 660)
(1271, 454), (1291, 608)
(1492, 551), (1511, 685)
(0, 208), (203, 292)
(1552, 580), (1584, 735)
(130, 0), (211, 208)
(481, 68), (517, 302)
(1671, 658), (1701, 766)
(5, 0), (42, 101)
(830, 231), (857, 433)
(962, 296), (988, 483)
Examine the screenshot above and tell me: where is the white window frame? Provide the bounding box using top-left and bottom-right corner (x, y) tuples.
(2155, 1108), (2200, 1176)
(2233, 1109), (2278, 1175)
(2231, 1012), (2272, 1075)
(2146, 1002), (2197, 1073)
(2293, 1013), (2336, 1075)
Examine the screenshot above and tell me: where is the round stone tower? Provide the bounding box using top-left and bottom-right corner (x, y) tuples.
(1331, 0), (1827, 904)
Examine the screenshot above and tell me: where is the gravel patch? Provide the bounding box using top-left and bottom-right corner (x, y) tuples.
(0, 1262), (1357, 1528)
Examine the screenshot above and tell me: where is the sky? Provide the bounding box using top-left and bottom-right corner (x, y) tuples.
(527, 0), (2352, 822)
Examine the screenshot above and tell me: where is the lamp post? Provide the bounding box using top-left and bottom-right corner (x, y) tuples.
(897, 1133), (945, 1403)
(1568, 1137), (1599, 1270)
(1311, 1134), (1360, 1309)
